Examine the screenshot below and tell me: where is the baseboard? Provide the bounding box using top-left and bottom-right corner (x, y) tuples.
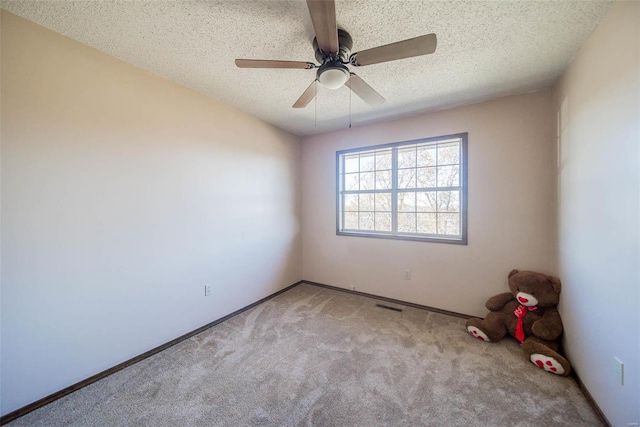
(302, 281), (612, 425)
(3, 279), (608, 427)
(0, 280), (304, 425)
(301, 280), (474, 319)
(571, 369), (611, 427)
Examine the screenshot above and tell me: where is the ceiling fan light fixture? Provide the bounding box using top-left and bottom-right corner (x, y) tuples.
(236, 1), (439, 111)
(317, 62), (350, 90)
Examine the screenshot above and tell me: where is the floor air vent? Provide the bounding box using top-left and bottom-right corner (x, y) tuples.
(376, 303), (403, 312)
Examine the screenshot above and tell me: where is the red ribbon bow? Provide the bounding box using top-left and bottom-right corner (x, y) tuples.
(514, 304), (538, 342)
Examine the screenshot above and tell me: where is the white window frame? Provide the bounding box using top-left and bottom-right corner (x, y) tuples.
(336, 133), (468, 244)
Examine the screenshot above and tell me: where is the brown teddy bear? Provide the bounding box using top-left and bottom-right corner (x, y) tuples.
(465, 269), (571, 376)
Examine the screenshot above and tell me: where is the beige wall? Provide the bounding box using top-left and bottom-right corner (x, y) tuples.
(0, 11), (302, 415)
(301, 90), (556, 318)
(552, 2), (640, 425)
(4, 2), (639, 422)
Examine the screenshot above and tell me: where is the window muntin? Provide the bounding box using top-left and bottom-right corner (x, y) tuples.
(337, 133), (467, 244)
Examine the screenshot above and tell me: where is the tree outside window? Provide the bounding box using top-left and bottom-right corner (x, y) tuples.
(337, 133), (467, 244)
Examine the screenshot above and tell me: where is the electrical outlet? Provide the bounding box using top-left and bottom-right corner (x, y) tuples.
(404, 270), (411, 280)
(204, 284), (212, 297)
(614, 357), (624, 385)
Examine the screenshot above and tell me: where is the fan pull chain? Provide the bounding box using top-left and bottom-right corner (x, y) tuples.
(349, 81), (352, 129)
(314, 80), (318, 127)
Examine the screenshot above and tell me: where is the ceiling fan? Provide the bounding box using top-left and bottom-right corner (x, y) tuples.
(235, 0), (437, 109)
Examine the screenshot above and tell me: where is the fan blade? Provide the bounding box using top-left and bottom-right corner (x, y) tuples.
(350, 34), (437, 66)
(293, 80), (318, 108)
(346, 74), (385, 107)
(235, 59), (315, 69)
(306, 0), (338, 53)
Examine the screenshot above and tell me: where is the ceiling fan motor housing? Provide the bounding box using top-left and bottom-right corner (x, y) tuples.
(313, 29), (353, 63)
(313, 29), (353, 90)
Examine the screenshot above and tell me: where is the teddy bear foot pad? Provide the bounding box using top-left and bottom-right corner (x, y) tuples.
(467, 326), (491, 342)
(530, 353), (565, 375)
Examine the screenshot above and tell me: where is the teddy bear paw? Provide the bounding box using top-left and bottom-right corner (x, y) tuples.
(467, 326), (491, 342)
(530, 353), (565, 375)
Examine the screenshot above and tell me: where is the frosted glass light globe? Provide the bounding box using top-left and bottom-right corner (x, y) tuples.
(318, 68), (349, 90)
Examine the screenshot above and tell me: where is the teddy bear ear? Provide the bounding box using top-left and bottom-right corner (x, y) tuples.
(508, 269), (520, 278)
(549, 276), (562, 293)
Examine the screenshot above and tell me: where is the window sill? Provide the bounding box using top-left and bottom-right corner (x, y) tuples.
(336, 230), (467, 245)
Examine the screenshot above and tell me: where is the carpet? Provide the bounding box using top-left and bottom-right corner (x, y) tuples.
(7, 283), (603, 426)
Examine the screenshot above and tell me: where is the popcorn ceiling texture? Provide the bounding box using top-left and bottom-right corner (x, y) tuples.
(1, 0), (612, 136)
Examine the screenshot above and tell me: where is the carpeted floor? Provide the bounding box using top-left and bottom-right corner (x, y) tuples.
(7, 283), (603, 426)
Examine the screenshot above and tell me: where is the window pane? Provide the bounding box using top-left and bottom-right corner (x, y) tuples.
(360, 172), (375, 190)
(398, 168), (416, 188)
(344, 194), (358, 211)
(375, 212), (392, 231)
(437, 191), (460, 213)
(438, 142), (460, 165)
(360, 152), (375, 172)
(345, 173), (359, 191)
(375, 192), (391, 211)
(417, 191), (437, 212)
(345, 154), (359, 173)
(337, 135), (466, 243)
(359, 193), (374, 211)
(376, 150), (392, 170)
(375, 170), (392, 190)
(417, 146), (437, 167)
(416, 167), (436, 188)
(437, 213), (460, 235)
(398, 146), (416, 169)
(360, 212), (374, 230)
(398, 213), (416, 233)
(398, 192), (416, 212)
(437, 165), (459, 187)
(417, 213), (437, 234)
(344, 212), (358, 229)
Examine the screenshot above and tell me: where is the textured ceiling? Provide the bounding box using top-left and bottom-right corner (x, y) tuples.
(1, 0), (612, 136)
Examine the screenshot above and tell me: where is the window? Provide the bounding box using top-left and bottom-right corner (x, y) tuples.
(336, 133), (467, 244)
